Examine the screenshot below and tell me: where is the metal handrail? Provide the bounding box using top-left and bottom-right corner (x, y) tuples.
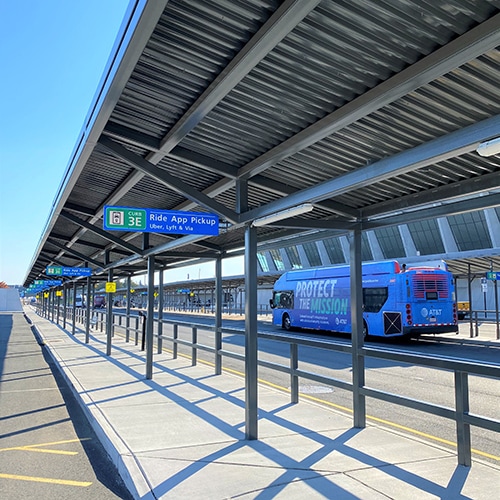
(40, 302), (500, 467)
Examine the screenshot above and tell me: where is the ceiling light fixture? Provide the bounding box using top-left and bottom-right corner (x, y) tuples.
(252, 203), (314, 227)
(476, 137), (500, 157)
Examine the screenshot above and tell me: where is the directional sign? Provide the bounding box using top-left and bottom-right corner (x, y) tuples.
(486, 271), (499, 280)
(33, 279), (62, 288)
(46, 266), (92, 277)
(103, 205), (219, 236)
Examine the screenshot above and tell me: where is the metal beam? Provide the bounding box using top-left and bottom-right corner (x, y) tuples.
(239, 114), (500, 224)
(98, 136), (239, 223)
(362, 170), (500, 219)
(60, 209), (143, 255)
(103, 124), (358, 220)
(249, 176), (359, 219)
(363, 193), (500, 229)
(47, 238), (103, 267)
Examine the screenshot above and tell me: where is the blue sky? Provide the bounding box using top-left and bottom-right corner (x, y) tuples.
(0, 0), (131, 285)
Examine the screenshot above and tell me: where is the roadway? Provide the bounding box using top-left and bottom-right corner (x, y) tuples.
(0, 312), (133, 499)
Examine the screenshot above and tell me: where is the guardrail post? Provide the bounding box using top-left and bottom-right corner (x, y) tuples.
(157, 319), (163, 354)
(290, 343), (299, 404)
(134, 316), (139, 345)
(125, 312), (130, 343)
(140, 311), (146, 351)
(173, 324), (178, 359)
(474, 311), (479, 337)
(192, 327), (197, 366)
(454, 370), (471, 466)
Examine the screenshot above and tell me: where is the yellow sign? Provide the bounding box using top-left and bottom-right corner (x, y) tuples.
(105, 282), (117, 293)
(154, 292), (158, 298)
(130, 289), (135, 294)
(44, 292), (49, 298)
(56, 290), (63, 297)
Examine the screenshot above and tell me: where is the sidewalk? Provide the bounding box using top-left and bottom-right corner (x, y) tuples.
(24, 308), (500, 499)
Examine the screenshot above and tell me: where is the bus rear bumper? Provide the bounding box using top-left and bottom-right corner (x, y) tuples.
(403, 325), (459, 336)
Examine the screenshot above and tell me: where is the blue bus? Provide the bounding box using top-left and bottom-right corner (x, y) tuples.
(270, 260), (458, 338)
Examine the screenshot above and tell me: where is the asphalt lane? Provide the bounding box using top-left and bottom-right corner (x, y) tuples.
(0, 312), (132, 499)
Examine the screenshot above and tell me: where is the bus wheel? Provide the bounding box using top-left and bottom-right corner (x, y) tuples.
(363, 320), (369, 340)
(283, 314), (292, 331)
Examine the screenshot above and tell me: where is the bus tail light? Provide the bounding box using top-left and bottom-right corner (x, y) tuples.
(406, 303), (412, 325)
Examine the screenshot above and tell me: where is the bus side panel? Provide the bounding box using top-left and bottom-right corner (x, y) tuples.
(273, 276), (352, 333)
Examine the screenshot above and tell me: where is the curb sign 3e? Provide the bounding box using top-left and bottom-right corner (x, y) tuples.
(103, 206), (219, 236)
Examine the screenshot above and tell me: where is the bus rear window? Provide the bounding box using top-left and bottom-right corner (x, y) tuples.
(412, 273), (449, 299)
(363, 287), (388, 313)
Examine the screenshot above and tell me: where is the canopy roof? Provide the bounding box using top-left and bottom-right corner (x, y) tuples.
(24, 0), (500, 286)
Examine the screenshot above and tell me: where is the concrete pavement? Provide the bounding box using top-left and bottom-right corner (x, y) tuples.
(21, 308), (500, 499)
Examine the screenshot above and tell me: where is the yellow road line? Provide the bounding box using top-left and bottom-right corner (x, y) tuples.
(0, 472), (92, 487)
(0, 438), (90, 455)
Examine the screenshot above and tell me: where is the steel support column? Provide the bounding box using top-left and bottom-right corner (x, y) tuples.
(468, 264), (473, 337)
(158, 267), (164, 354)
(62, 282), (67, 329)
(350, 226), (366, 428)
(56, 290), (60, 325)
(495, 275), (499, 340)
(215, 255), (223, 374)
(49, 289), (54, 322)
(146, 254), (155, 379)
(245, 223), (258, 440)
(85, 272), (91, 343)
(106, 268), (113, 356)
(126, 275), (131, 342)
(72, 282), (77, 335)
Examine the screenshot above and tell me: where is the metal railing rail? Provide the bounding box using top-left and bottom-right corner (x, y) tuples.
(36, 302), (500, 466)
(148, 316), (500, 467)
